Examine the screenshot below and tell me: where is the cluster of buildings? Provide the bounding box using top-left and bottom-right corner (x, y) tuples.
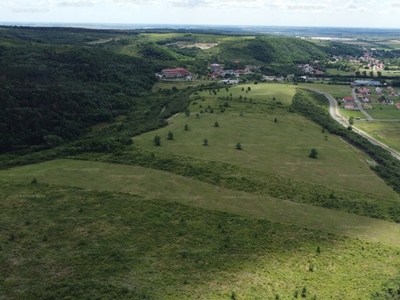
(297, 63), (324, 75)
(208, 63), (253, 79)
(356, 86), (371, 103)
(156, 68), (193, 80)
(352, 80), (381, 86)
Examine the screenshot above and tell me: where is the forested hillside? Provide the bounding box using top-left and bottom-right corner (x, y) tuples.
(211, 37), (329, 64)
(0, 34), (157, 153)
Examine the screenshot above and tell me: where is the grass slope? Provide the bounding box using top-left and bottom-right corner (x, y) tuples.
(133, 83), (397, 200)
(2, 159), (400, 248)
(1, 181), (400, 299)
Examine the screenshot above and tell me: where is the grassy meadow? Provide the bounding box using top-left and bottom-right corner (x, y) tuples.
(133, 83), (397, 199)
(2, 159), (400, 247)
(2, 82), (400, 299)
(2, 181), (400, 299)
(356, 121), (400, 152)
(367, 104), (400, 119)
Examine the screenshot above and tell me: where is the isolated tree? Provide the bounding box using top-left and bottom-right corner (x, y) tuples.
(362, 70), (367, 77)
(214, 121), (219, 127)
(203, 138), (208, 146)
(241, 87), (244, 91)
(301, 287), (307, 298)
(196, 113), (200, 118)
(236, 143), (242, 150)
(347, 125), (352, 130)
(273, 97), (276, 100)
(184, 108), (190, 117)
(184, 124), (189, 131)
(247, 87), (251, 92)
(349, 116), (354, 125)
(377, 71), (382, 77)
(321, 127), (325, 133)
(369, 71), (374, 77)
(355, 70), (360, 77)
(31, 177), (37, 184)
(309, 148), (318, 159)
(274, 118), (277, 123)
(154, 135), (161, 146)
(167, 131), (174, 140)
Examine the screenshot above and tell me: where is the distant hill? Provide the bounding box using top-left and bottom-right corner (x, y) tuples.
(210, 37), (329, 64)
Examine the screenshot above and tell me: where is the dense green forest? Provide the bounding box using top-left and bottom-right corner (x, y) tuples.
(212, 37), (329, 64)
(0, 31), (158, 153)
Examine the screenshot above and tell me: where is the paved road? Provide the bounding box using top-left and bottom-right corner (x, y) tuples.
(303, 87), (400, 161)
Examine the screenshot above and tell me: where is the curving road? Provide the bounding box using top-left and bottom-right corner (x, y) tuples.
(303, 87), (400, 161)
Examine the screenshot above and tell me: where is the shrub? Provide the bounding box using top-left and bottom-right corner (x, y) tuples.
(167, 131), (174, 140)
(309, 148), (318, 159)
(153, 135), (161, 146)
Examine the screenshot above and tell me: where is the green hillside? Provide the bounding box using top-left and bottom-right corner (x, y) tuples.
(209, 37), (329, 64)
(0, 30), (157, 154)
(2, 181), (400, 299)
(2, 27), (400, 300)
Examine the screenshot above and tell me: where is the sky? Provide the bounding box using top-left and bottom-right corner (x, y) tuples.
(1, 0), (400, 28)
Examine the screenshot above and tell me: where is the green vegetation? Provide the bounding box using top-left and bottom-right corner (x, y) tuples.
(356, 121), (400, 152)
(367, 104), (400, 119)
(2, 181), (400, 299)
(3, 27), (400, 299)
(292, 89), (400, 196)
(309, 148), (318, 159)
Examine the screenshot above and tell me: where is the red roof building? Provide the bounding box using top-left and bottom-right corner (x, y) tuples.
(161, 68), (191, 78)
(343, 96), (354, 102)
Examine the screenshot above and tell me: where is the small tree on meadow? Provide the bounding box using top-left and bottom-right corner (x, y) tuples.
(309, 148), (318, 159)
(167, 131), (174, 140)
(236, 143), (242, 150)
(184, 109), (190, 117)
(214, 121), (219, 127)
(203, 138), (208, 146)
(154, 135), (161, 146)
(274, 118), (277, 123)
(184, 124), (189, 131)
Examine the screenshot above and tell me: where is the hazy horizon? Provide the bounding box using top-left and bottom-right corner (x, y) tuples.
(2, 0), (400, 29)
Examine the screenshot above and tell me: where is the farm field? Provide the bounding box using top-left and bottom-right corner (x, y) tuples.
(339, 108), (366, 119)
(2, 181), (400, 299)
(356, 121), (400, 152)
(298, 83), (353, 100)
(367, 104), (400, 119)
(133, 83), (396, 198)
(325, 68), (354, 76)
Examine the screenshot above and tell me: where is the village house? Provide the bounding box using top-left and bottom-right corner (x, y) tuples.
(343, 96), (355, 109)
(159, 68), (191, 78)
(210, 63), (221, 72)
